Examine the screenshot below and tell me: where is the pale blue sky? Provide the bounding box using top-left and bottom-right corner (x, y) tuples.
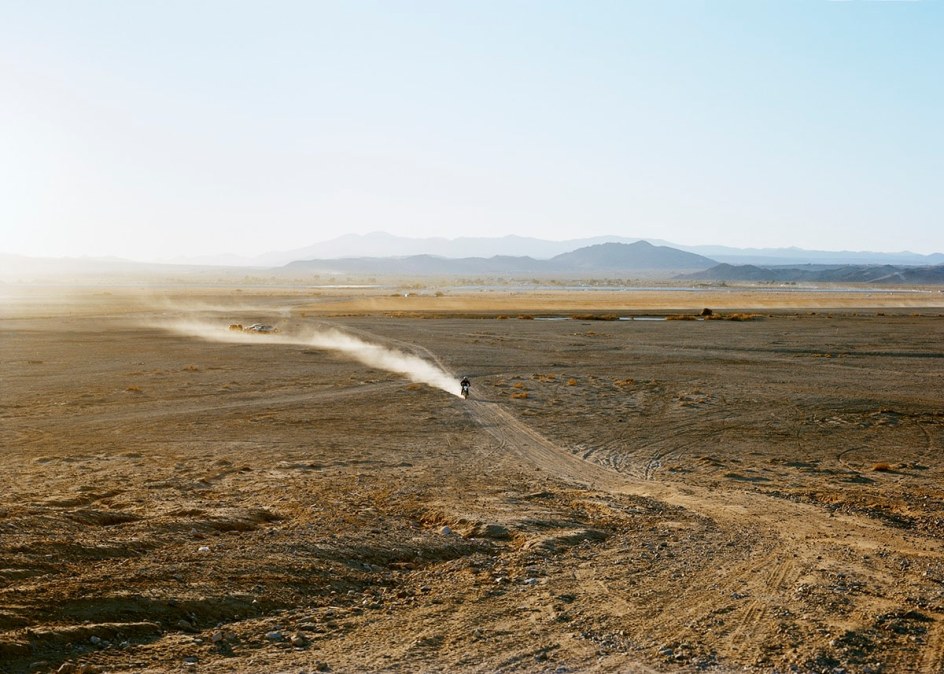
(2, 0), (941, 261)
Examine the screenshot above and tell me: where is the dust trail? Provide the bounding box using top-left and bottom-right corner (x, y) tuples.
(159, 319), (462, 397)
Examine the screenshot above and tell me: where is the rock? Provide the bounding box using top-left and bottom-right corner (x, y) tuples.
(210, 630), (225, 643)
(198, 545), (211, 553)
(176, 619), (195, 632)
(523, 577), (540, 586)
(183, 655), (198, 664)
(439, 525), (453, 536)
(89, 636), (102, 646)
(481, 523), (511, 540)
(265, 630), (283, 642)
(290, 632), (308, 648)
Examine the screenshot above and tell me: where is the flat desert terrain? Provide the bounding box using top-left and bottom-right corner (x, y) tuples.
(2, 285), (943, 673)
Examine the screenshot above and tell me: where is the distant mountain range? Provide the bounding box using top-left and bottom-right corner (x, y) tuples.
(4, 238), (943, 284)
(680, 263), (944, 285)
(171, 231), (944, 267)
(280, 241), (716, 277)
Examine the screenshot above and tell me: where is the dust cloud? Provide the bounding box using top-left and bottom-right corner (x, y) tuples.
(159, 319), (462, 397)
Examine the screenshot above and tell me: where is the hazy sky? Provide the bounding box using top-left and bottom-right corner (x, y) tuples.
(2, 1), (942, 261)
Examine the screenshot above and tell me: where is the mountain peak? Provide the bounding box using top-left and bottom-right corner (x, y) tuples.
(551, 241), (715, 270)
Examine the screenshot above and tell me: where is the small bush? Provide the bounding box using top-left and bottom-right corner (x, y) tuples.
(567, 378), (577, 386)
(228, 324), (243, 331)
(183, 364), (200, 372)
(512, 382), (525, 389)
(871, 463), (893, 472)
(517, 314), (534, 320)
(571, 314), (618, 321)
(667, 314), (697, 321)
(126, 385), (143, 393)
(511, 391), (529, 399)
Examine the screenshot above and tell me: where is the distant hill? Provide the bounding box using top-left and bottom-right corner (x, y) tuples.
(674, 245), (944, 267)
(680, 263), (944, 285)
(550, 241), (714, 270)
(281, 241), (717, 277)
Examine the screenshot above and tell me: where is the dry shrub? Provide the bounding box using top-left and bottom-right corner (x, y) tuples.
(707, 313), (762, 321)
(567, 378), (577, 386)
(511, 391), (529, 399)
(571, 314), (618, 321)
(183, 364), (200, 372)
(126, 385), (143, 393)
(517, 314), (534, 320)
(496, 315), (509, 320)
(512, 382), (526, 389)
(871, 462), (893, 472)
(667, 314), (697, 321)
(613, 378), (635, 388)
(405, 383), (422, 391)
(228, 324), (243, 331)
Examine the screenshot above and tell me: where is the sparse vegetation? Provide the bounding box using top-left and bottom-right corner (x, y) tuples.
(706, 312), (763, 321)
(570, 314), (619, 321)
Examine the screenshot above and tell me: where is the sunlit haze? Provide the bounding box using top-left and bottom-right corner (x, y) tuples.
(2, 1), (942, 261)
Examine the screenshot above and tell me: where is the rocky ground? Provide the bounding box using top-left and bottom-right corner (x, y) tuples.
(1, 286), (943, 673)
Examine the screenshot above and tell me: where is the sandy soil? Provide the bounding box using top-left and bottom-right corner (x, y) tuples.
(2, 285), (943, 673)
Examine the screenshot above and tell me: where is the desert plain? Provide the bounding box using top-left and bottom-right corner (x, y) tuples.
(2, 283), (943, 673)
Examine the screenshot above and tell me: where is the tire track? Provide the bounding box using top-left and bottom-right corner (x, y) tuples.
(464, 398), (944, 558)
(19, 382), (403, 429)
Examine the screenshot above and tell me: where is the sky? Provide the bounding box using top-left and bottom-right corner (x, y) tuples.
(1, 0), (942, 262)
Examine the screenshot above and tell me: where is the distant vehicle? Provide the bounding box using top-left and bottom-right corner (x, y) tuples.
(229, 323), (278, 334)
(460, 377), (471, 399)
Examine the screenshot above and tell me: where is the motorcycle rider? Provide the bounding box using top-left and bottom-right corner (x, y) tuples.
(460, 376), (471, 397)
